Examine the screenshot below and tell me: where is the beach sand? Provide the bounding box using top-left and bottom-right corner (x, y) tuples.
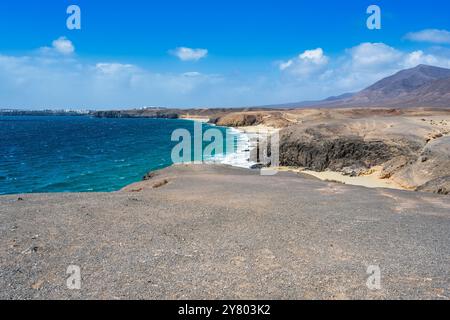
(179, 116), (210, 122)
(236, 124), (281, 135)
(276, 166), (408, 191)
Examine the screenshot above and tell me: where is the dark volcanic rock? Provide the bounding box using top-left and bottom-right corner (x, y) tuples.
(142, 172), (158, 181)
(279, 125), (421, 172)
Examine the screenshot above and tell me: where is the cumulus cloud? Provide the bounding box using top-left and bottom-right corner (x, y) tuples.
(276, 42), (450, 101)
(40, 37), (75, 55)
(182, 71), (202, 77)
(95, 63), (136, 75)
(348, 43), (402, 69)
(3, 38), (450, 109)
(170, 47), (208, 61)
(52, 37), (75, 54)
(300, 48), (328, 64)
(405, 29), (450, 44)
(0, 50), (229, 108)
(403, 50), (440, 68)
(279, 48), (329, 76)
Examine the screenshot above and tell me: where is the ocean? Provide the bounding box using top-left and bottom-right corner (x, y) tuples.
(0, 116), (244, 195)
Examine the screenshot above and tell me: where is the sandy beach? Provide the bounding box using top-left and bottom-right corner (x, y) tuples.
(276, 166), (408, 191)
(179, 116), (210, 123)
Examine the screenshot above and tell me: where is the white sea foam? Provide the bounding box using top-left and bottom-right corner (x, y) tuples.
(206, 127), (257, 168)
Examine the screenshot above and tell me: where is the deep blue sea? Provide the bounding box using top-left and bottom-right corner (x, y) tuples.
(0, 116), (235, 195)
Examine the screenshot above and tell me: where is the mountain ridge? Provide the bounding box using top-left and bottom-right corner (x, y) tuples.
(270, 64), (450, 109)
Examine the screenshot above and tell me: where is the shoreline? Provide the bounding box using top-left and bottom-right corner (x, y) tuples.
(214, 124), (281, 169)
(200, 120), (412, 192)
(181, 117), (258, 168)
(226, 126), (409, 192)
(277, 166), (408, 191)
(178, 116), (210, 123)
(1, 115), (445, 195)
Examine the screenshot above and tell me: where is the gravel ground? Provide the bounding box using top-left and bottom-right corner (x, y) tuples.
(0, 164), (449, 299)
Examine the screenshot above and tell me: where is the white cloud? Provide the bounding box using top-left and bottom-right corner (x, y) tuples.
(52, 37), (75, 54)
(276, 42), (450, 101)
(0, 50), (229, 108)
(279, 48), (329, 76)
(405, 29), (450, 44)
(39, 37), (75, 56)
(300, 48), (328, 64)
(279, 60), (292, 71)
(403, 50), (440, 68)
(170, 47), (208, 61)
(348, 42), (402, 69)
(95, 63), (136, 75)
(182, 71), (202, 77)
(3, 38), (450, 109)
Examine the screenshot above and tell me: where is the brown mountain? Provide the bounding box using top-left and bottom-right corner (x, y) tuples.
(286, 65), (450, 108)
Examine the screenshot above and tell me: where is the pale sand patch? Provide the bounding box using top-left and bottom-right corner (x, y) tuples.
(276, 166), (407, 190)
(236, 125), (280, 134)
(180, 116), (210, 123)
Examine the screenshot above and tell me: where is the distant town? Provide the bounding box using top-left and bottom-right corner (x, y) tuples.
(0, 106), (170, 116)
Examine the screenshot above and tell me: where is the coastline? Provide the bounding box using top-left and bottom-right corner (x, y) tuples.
(211, 124), (281, 169)
(178, 116), (210, 123)
(185, 117), (273, 169)
(1, 114), (447, 195)
(186, 118), (411, 191)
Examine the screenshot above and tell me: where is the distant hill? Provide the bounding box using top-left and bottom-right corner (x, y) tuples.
(272, 65), (450, 109)
(257, 92), (355, 109)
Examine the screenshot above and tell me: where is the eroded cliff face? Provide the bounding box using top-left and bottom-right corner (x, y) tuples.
(390, 136), (450, 193)
(417, 176), (450, 195)
(279, 124), (422, 172)
(212, 111), (292, 128)
(276, 115), (450, 194)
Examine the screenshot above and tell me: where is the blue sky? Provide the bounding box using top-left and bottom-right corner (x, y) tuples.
(1, 0), (450, 108)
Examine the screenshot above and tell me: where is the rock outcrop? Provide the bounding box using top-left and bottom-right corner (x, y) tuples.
(416, 176), (450, 195)
(275, 112), (450, 194)
(279, 123), (422, 172)
(211, 111), (291, 128)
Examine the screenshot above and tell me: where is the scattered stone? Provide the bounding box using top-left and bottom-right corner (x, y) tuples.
(143, 172), (157, 181)
(31, 280), (44, 290)
(250, 164), (265, 169)
(21, 246), (39, 254)
(152, 179), (169, 189)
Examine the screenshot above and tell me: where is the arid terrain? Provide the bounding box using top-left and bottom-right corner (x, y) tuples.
(1, 165), (449, 299)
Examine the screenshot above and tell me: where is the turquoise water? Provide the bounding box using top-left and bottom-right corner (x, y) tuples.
(0, 116), (235, 195)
